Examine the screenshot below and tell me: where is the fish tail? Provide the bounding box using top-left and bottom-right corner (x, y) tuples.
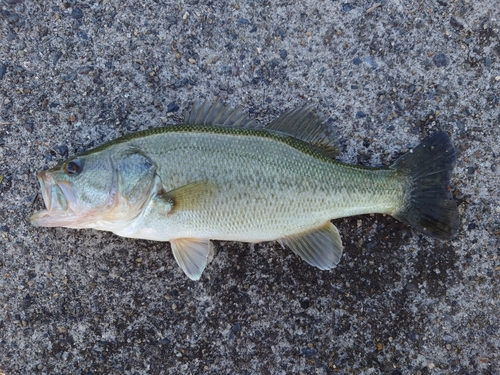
(391, 132), (459, 240)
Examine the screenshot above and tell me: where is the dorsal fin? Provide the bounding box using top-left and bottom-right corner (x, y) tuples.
(185, 101), (259, 129)
(267, 106), (340, 158)
(185, 101), (339, 158)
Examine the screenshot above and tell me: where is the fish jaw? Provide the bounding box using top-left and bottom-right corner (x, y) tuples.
(30, 209), (73, 228)
(30, 169), (151, 230)
(30, 170), (80, 228)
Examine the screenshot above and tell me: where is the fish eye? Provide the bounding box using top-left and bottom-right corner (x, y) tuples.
(65, 159), (82, 175)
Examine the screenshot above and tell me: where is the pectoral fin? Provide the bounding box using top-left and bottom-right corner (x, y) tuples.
(158, 181), (217, 213)
(280, 222), (343, 270)
(171, 238), (215, 280)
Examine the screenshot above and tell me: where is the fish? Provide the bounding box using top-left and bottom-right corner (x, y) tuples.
(30, 101), (459, 280)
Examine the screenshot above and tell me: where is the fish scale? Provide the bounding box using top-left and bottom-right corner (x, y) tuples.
(126, 130), (400, 240)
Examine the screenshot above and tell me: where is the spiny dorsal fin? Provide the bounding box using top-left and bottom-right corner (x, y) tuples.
(171, 238), (215, 280)
(185, 101), (259, 129)
(267, 106), (340, 158)
(279, 222), (343, 270)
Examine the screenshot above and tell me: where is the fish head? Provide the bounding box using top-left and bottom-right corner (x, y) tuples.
(30, 151), (117, 228)
(30, 147), (157, 229)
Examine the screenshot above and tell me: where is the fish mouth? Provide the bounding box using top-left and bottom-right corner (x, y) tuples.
(30, 171), (78, 227)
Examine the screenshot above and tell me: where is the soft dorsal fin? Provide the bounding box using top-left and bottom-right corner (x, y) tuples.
(185, 101), (259, 129)
(171, 238), (215, 280)
(279, 222), (343, 270)
(267, 106), (340, 158)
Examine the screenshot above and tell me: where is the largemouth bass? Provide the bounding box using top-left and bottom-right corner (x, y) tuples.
(31, 102), (459, 280)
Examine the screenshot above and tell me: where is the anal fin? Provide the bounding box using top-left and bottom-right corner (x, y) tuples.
(171, 238), (215, 280)
(280, 222), (343, 270)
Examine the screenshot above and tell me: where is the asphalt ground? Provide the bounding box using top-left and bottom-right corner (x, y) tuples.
(1, 0), (499, 374)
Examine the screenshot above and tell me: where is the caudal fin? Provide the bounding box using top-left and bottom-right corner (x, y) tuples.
(391, 132), (459, 240)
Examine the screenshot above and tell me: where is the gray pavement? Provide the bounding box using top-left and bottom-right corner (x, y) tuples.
(1, 0), (499, 373)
